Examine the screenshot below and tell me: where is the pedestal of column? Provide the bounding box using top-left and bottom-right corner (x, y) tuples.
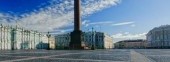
(69, 30), (85, 49)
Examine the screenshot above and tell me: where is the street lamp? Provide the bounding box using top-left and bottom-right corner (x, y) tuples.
(11, 27), (15, 50)
(46, 32), (51, 50)
(162, 27), (165, 49)
(91, 27), (96, 50)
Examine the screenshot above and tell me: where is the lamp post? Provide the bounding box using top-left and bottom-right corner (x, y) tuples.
(91, 27), (96, 50)
(162, 28), (165, 49)
(11, 27), (15, 50)
(46, 32), (51, 50)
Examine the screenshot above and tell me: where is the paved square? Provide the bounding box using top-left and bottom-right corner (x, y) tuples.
(0, 49), (170, 62)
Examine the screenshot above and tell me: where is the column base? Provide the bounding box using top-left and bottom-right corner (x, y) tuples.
(69, 30), (85, 50)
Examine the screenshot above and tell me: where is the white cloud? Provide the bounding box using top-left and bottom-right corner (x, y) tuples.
(82, 21), (135, 28)
(89, 21), (114, 25)
(0, 0), (120, 33)
(82, 20), (90, 27)
(130, 24), (136, 27)
(82, 20), (89, 25)
(0, 13), (17, 24)
(82, 20), (114, 27)
(112, 32), (146, 43)
(112, 21), (135, 26)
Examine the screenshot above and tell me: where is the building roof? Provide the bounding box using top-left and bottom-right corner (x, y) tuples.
(118, 39), (146, 43)
(147, 25), (170, 35)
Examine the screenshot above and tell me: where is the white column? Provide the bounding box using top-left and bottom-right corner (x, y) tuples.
(26, 31), (29, 49)
(30, 32), (33, 49)
(28, 31), (31, 49)
(22, 30), (25, 49)
(8, 27), (11, 50)
(32, 31), (36, 49)
(5, 27), (8, 50)
(19, 30), (22, 49)
(35, 32), (38, 49)
(3, 27), (5, 50)
(2, 27), (5, 50)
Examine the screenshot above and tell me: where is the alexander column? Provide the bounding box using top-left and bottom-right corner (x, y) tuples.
(69, 0), (84, 49)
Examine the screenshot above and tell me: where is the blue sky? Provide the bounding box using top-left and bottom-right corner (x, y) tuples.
(85, 0), (170, 33)
(0, 0), (170, 42)
(83, 0), (170, 42)
(0, 0), (50, 15)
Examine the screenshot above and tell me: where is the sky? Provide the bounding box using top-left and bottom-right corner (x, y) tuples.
(0, 0), (170, 42)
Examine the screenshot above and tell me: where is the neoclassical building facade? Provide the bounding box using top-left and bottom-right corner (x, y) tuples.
(114, 39), (147, 49)
(55, 33), (70, 49)
(55, 32), (113, 49)
(0, 24), (48, 50)
(83, 32), (113, 49)
(147, 25), (170, 48)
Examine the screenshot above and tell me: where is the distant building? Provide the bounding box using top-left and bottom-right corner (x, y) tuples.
(147, 25), (170, 48)
(83, 32), (113, 49)
(49, 36), (55, 49)
(55, 32), (113, 49)
(0, 24), (48, 50)
(114, 39), (147, 49)
(55, 33), (70, 49)
(37, 35), (49, 49)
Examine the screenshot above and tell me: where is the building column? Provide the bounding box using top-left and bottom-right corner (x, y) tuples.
(3, 27), (5, 50)
(21, 29), (23, 49)
(30, 32), (33, 49)
(0, 24), (3, 50)
(28, 31), (31, 49)
(6, 27), (8, 50)
(23, 31), (25, 49)
(33, 32), (35, 49)
(26, 31), (28, 49)
(38, 33), (40, 49)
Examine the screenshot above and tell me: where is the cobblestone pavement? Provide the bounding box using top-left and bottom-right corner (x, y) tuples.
(0, 49), (169, 62)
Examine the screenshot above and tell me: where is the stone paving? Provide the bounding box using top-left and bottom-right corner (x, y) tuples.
(0, 49), (169, 62)
(135, 49), (170, 62)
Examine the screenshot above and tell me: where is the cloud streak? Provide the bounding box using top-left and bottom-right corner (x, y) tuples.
(82, 20), (114, 27)
(89, 21), (114, 25)
(0, 0), (120, 33)
(82, 21), (135, 28)
(112, 21), (135, 26)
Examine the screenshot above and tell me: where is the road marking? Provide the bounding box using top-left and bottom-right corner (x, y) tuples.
(0, 55), (8, 56)
(97, 54), (128, 56)
(0, 52), (92, 62)
(0, 55), (31, 57)
(47, 58), (126, 62)
(130, 50), (156, 62)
